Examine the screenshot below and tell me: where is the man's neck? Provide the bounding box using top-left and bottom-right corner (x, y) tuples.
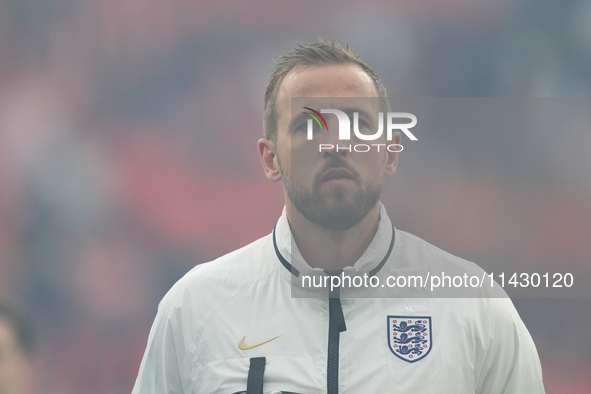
(286, 203), (381, 271)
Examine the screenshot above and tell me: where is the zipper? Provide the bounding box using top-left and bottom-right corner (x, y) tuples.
(272, 224), (395, 394)
(325, 270), (347, 394)
(246, 357), (266, 394)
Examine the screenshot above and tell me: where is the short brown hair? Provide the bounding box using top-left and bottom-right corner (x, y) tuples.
(263, 38), (389, 142)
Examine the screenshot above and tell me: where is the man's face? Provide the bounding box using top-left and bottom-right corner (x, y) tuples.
(0, 319), (28, 394)
(273, 64), (399, 230)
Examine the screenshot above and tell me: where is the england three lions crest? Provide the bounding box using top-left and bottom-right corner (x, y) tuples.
(387, 316), (432, 363)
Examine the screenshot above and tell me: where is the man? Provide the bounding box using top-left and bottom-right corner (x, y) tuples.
(133, 40), (544, 393)
(0, 303), (33, 394)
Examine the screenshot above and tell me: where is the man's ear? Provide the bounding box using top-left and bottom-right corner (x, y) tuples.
(258, 138), (282, 183)
(384, 131), (401, 177)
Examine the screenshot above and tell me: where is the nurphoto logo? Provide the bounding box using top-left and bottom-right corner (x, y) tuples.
(302, 107), (417, 153)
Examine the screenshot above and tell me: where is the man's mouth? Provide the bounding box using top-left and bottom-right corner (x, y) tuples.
(320, 168), (355, 183)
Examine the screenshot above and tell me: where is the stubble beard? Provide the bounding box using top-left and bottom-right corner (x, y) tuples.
(278, 155), (383, 231)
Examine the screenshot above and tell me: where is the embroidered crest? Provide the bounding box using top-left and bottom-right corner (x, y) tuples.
(387, 316), (432, 363)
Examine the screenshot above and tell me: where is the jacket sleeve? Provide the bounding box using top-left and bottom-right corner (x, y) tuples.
(132, 286), (195, 394)
(475, 297), (545, 394)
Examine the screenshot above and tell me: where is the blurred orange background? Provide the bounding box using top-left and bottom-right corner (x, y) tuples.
(0, 0), (590, 393)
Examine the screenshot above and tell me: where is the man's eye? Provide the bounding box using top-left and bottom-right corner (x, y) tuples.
(353, 119), (370, 128)
(293, 122), (322, 133)
(293, 123), (307, 132)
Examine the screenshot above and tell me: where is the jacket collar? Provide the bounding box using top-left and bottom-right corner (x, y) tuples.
(273, 202), (395, 280)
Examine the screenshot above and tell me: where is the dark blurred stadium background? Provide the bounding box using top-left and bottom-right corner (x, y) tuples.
(0, 0), (590, 393)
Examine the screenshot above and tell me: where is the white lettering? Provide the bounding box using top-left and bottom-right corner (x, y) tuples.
(353, 112), (383, 140)
(320, 109), (351, 140)
(387, 112), (418, 141)
(387, 144), (403, 152)
(307, 119), (314, 140)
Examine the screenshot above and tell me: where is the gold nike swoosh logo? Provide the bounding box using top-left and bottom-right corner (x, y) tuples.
(238, 335), (281, 350)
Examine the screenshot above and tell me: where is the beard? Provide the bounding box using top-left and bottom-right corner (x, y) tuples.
(279, 155), (383, 231)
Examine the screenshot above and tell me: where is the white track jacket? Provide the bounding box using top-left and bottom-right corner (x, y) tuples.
(132, 204), (545, 394)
